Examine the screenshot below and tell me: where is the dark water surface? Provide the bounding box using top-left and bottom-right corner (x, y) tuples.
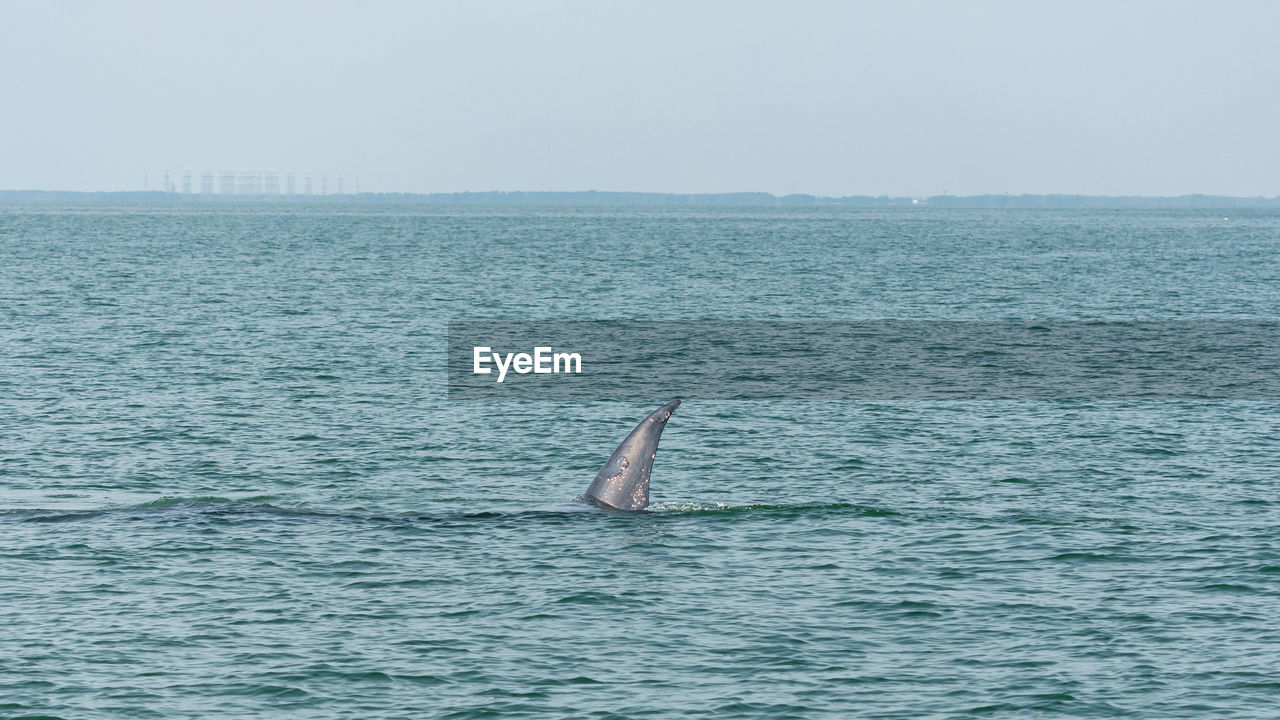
(2, 205), (1279, 718)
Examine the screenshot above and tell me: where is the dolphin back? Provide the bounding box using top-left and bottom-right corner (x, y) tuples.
(584, 400), (681, 511)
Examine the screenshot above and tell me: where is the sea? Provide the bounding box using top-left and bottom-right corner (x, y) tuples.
(2, 203), (1278, 718)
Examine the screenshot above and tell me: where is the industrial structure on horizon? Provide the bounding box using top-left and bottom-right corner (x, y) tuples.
(157, 170), (354, 195)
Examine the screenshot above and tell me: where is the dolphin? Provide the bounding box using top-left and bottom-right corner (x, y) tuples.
(583, 400), (681, 511)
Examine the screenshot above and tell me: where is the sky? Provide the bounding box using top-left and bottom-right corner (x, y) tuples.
(1, 0), (1277, 196)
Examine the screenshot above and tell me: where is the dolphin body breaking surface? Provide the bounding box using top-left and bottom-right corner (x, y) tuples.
(583, 400), (681, 511)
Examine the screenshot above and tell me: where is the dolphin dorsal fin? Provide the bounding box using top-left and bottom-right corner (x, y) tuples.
(584, 400), (680, 511)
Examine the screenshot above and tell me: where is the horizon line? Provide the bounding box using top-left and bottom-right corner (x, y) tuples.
(2, 188), (1279, 202)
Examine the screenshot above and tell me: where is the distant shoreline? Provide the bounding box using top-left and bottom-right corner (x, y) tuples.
(1, 189), (1277, 208)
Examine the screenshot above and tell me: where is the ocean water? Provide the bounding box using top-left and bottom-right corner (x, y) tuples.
(2, 204), (1279, 718)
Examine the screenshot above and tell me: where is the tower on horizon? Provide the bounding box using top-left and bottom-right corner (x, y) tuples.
(235, 170), (261, 195)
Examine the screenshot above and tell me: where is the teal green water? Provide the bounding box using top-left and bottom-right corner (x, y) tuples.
(2, 205), (1279, 718)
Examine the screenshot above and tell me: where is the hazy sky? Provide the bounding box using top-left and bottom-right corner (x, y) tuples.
(2, 0), (1277, 195)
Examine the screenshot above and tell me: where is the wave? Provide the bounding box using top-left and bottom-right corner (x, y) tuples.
(647, 500), (901, 517)
(2, 495), (899, 524)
